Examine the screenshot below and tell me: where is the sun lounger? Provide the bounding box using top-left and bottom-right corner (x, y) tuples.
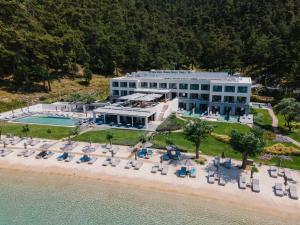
(39, 143), (52, 150)
(134, 161), (143, 170)
(125, 160), (133, 169)
(213, 157), (220, 166)
(162, 153), (170, 161)
(178, 166), (187, 177)
(219, 175), (226, 186)
(17, 149), (27, 157)
(208, 171), (215, 184)
(0, 149), (12, 157)
(29, 140), (40, 146)
(252, 178), (260, 192)
(270, 166), (278, 178)
(36, 150), (47, 159)
(111, 158), (120, 167)
(151, 163), (159, 173)
(44, 151), (54, 159)
(284, 169), (293, 181)
(11, 137), (22, 145)
(190, 167), (197, 178)
(289, 185), (298, 200)
(77, 155), (90, 163)
(57, 152), (68, 161)
(161, 165), (169, 175)
(275, 183), (284, 196)
(65, 154), (74, 162)
(102, 157), (112, 166)
(239, 175), (246, 189)
(24, 150), (35, 157)
(88, 156), (97, 165)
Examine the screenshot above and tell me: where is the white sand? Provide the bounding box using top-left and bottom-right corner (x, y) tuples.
(0, 138), (300, 221)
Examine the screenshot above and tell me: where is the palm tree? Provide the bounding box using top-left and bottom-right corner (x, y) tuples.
(184, 120), (213, 159)
(21, 125), (30, 137)
(106, 131), (113, 146)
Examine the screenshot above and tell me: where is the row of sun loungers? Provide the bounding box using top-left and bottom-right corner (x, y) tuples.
(124, 160), (143, 170)
(178, 166), (196, 178)
(35, 150), (55, 159)
(17, 149), (35, 157)
(76, 155), (97, 164)
(60, 142), (78, 151)
(57, 152), (74, 162)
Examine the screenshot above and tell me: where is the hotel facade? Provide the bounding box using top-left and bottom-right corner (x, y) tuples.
(110, 70), (251, 116)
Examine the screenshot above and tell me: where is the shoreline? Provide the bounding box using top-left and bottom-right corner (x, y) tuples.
(0, 155), (299, 222)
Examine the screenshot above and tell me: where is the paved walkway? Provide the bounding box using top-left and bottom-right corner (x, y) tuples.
(267, 107), (300, 147)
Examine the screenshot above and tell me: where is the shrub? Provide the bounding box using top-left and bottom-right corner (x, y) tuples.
(263, 131), (276, 140)
(211, 132), (231, 143)
(264, 143), (300, 156)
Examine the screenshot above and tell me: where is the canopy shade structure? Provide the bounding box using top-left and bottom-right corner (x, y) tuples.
(134, 88), (171, 94)
(93, 106), (155, 117)
(118, 93), (163, 102)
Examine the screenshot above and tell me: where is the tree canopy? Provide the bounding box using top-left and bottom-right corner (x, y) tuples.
(230, 127), (265, 169)
(275, 98), (300, 131)
(1, 0), (299, 90)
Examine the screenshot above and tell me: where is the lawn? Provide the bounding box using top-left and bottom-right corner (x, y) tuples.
(251, 108), (273, 130)
(151, 132), (241, 159)
(73, 129), (146, 146)
(0, 122), (73, 140)
(277, 114), (300, 142)
(206, 121), (250, 135)
(156, 114), (187, 131)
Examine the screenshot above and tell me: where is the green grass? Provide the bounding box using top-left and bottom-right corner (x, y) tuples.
(0, 122), (73, 140)
(251, 108), (273, 130)
(73, 129), (146, 146)
(0, 100), (26, 113)
(156, 114), (187, 131)
(277, 114), (300, 142)
(152, 132), (241, 159)
(206, 121), (250, 135)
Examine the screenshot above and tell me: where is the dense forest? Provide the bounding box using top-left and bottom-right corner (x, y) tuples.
(0, 0), (299, 91)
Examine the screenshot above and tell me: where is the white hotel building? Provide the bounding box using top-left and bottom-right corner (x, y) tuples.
(109, 70), (251, 116)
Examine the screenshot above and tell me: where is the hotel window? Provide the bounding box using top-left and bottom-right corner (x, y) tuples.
(179, 93), (188, 98)
(237, 96), (247, 103)
(112, 81), (119, 87)
(141, 82), (148, 88)
(113, 90), (119, 96)
(201, 84), (210, 91)
(129, 82), (136, 88)
(224, 96), (235, 103)
(213, 85), (222, 92)
(179, 83), (188, 90)
(200, 94), (209, 101)
(212, 95), (222, 102)
(190, 84), (199, 90)
(159, 83), (167, 89)
(120, 82), (127, 87)
(169, 83), (177, 89)
(190, 93), (199, 99)
(225, 86), (235, 93)
(150, 82), (157, 88)
(120, 90), (127, 96)
(238, 86), (248, 93)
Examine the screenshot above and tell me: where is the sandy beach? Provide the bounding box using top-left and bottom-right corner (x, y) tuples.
(0, 138), (299, 222)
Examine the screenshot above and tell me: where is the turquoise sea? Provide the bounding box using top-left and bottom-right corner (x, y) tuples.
(0, 169), (295, 225)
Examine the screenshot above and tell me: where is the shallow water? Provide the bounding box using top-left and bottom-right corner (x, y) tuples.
(0, 170), (295, 225)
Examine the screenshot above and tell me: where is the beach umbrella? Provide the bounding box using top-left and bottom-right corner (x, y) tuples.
(24, 142), (27, 150)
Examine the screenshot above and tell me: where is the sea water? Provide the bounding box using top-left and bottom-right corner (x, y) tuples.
(0, 170), (295, 225)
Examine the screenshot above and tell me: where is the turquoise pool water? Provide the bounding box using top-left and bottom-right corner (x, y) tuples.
(16, 115), (78, 126)
(183, 111), (239, 123)
(0, 170), (294, 225)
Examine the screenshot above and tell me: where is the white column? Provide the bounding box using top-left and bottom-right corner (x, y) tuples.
(145, 117), (148, 129)
(103, 114), (106, 123)
(117, 115), (120, 124)
(93, 112), (96, 122)
(131, 117), (133, 127)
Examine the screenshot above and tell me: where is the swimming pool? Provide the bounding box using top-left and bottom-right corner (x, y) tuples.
(15, 115), (78, 127)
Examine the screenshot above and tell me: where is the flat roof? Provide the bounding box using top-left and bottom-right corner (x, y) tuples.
(112, 70), (251, 84)
(118, 93), (163, 102)
(94, 106), (155, 117)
